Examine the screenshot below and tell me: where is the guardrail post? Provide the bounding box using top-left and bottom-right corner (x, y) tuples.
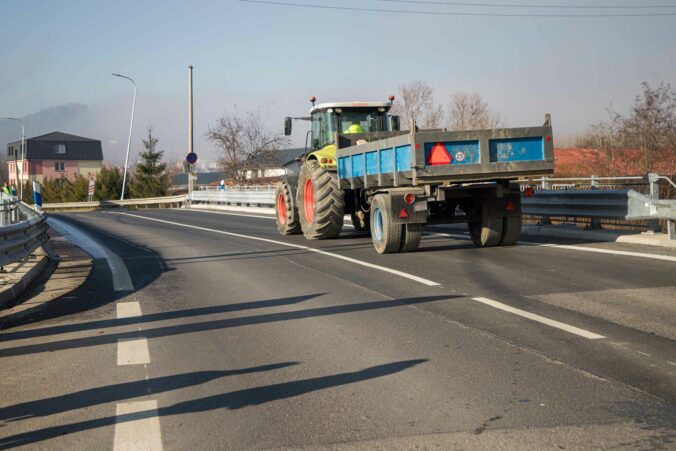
(591, 175), (599, 189)
(668, 220), (675, 240)
(647, 173), (661, 233)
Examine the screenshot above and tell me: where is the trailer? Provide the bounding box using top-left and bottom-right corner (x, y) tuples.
(276, 97), (554, 254)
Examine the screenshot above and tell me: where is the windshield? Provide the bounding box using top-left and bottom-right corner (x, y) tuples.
(338, 110), (389, 134)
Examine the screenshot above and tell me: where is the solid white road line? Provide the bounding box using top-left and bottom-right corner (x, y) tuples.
(47, 217), (135, 291)
(117, 338), (151, 365)
(426, 231), (676, 263)
(472, 297), (606, 340)
(118, 213), (440, 286)
(114, 400), (163, 451)
(117, 302), (143, 318)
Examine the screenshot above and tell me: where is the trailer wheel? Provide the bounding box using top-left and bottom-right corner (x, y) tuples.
(275, 180), (301, 235)
(370, 194), (402, 254)
(399, 223), (422, 252)
(297, 159), (345, 240)
(351, 212), (370, 233)
(468, 216), (503, 247)
(499, 215), (522, 246)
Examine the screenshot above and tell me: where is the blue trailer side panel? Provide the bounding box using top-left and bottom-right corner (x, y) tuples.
(489, 137), (544, 163)
(365, 151), (378, 175)
(380, 148), (394, 174)
(395, 145), (412, 172)
(338, 156), (350, 179)
(351, 153), (365, 178)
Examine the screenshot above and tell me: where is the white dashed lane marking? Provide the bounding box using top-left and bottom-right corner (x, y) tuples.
(114, 400), (163, 451)
(117, 302), (143, 318)
(472, 297), (606, 340)
(117, 338), (151, 365)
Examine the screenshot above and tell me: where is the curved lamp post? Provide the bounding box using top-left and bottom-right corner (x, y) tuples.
(1, 117), (25, 199)
(111, 73), (136, 200)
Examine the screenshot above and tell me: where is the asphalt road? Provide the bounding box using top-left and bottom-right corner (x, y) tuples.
(1, 208), (675, 450)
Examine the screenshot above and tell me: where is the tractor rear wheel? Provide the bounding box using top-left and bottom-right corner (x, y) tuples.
(297, 160), (345, 240)
(275, 180), (301, 235)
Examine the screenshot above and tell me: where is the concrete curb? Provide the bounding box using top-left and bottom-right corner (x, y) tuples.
(522, 224), (676, 248)
(0, 249), (50, 310)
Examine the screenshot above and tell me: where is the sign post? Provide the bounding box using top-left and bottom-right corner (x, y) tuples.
(32, 181), (42, 211)
(88, 177), (95, 202)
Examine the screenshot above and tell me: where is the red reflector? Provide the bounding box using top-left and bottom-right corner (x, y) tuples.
(546, 135), (552, 142)
(427, 142), (452, 165)
(524, 187), (535, 197)
(506, 201), (515, 211)
(404, 193), (415, 204)
(399, 208), (409, 219)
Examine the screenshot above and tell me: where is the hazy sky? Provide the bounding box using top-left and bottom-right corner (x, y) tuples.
(1, 0), (675, 165)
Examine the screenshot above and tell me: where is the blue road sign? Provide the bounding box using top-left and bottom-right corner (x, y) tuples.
(186, 152), (198, 165)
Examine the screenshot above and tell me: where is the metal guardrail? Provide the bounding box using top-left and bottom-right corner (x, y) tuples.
(522, 190), (630, 220)
(0, 201), (49, 267)
(190, 186), (275, 207)
(42, 195), (188, 211)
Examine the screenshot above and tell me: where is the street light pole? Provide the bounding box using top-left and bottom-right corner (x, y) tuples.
(112, 73), (136, 200)
(1, 117), (25, 199)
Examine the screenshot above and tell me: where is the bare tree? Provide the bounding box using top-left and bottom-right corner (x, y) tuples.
(391, 81), (443, 130)
(206, 109), (287, 185)
(580, 81), (676, 175)
(448, 92), (503, 131)
(621, 82), (676, 173)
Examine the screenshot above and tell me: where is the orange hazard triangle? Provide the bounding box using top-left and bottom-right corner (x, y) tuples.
(399, 208), (409, 219)
(427, 142), (452, 165)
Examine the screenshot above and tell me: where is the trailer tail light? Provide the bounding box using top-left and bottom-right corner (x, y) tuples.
(427, 142), (452, 165)
(505, 201), (515, 211)
(524, 187), (535, 197)
(404, 193), (415, 204)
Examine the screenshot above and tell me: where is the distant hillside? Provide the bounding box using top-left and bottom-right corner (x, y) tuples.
(0, 103), (89, 159)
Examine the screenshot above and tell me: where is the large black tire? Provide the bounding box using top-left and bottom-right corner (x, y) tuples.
(499, 215), (522, 246)
(275, 180), (301, 235)
(351, 211), (370, 233)
(400, 223), (423, 252)
(468, 216), (503, 247)
(297, 160), (345, 240)
(370, 194), (402, 254)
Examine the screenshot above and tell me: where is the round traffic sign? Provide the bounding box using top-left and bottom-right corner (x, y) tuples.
(186, 152), (198, 165)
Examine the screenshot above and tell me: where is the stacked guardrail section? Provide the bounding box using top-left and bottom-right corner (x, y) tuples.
(0, 194), (49, 267)
(189, 186), (275, 207)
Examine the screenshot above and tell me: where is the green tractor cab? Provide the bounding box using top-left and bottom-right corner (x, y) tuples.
(277, 97), (400, 239)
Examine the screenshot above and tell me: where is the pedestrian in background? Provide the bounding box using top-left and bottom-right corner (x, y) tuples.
(10, 185), (17, 197)
(2, 183), (9, 195)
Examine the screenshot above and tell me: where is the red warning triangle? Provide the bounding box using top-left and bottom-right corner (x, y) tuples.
(505, 201), (515, 211)
(399, 208), (409, 219)
(427, 143), (452, 165)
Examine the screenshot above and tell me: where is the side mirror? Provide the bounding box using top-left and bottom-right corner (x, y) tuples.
(390, 115), (401, 131)
(284, 117), (292, 136)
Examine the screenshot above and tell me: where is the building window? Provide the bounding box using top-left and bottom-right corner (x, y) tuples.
(55, 143), (66, 154)
(55, 162), (65, 171)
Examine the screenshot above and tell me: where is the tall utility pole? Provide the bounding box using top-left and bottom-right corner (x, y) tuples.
(1, 117), (25, 199)
(112, 73), (136, 200)
(188, 65), (195, 197)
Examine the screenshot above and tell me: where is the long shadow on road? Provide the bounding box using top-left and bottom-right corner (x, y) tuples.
(0, 359), (427, 449)
(0, 295), (459, 358)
